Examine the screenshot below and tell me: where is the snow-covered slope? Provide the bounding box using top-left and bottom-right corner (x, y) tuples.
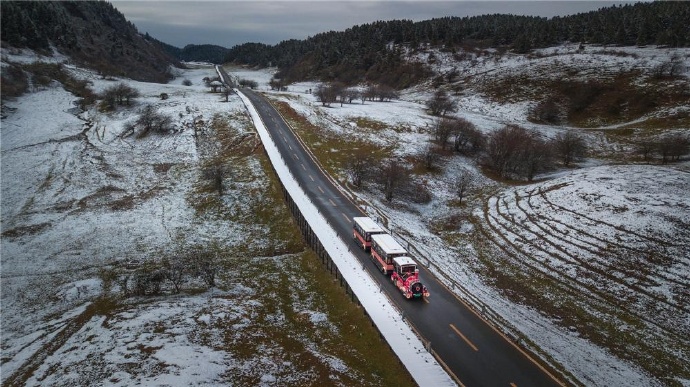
(1, 52), (416, 385)
(228, 44), (689, 386)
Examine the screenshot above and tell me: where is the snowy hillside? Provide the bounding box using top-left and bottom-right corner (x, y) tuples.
(1, 53), (415, 385)
(228, 44), (690, 386)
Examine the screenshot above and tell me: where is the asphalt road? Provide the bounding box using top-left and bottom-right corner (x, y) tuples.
(220, 67), (566, 387)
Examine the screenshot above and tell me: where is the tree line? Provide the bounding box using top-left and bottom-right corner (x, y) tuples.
(312, 82), (400, 107)
(224, 2), (690, 87)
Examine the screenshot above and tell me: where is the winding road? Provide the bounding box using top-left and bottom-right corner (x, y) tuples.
(219, 66), (566, 387)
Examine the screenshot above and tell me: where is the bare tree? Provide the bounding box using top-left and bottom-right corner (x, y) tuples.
(133, 264), (165, 296)
(521, 138), (553, 181)
(652, 53), (686, 79)
(658, 134), (690, 164)
(434, 118), (457, 150)
(117, 83), (139, 106)
(238, 79), (258, 89)
(203, 161), (225, 195)
(485, 125), (522, 177)
(453, 118), (485, 155)
(530, 98), (562, 124)
(426, 90), (457, 117)
(401, 182), (432, 204)
(314, 83), (338, 107)
(269, 77), (289, 91)
(378, 159), (409, 202)
(377, 85), (399, 102)
(101, 82), (139, 110)
(420, 143), (441, 170)
(453, 170), (473, 205)
(636, 141), (656, 163)
(136, 105), (173, 135)
(345, 155), (374, 188)
(162, 256), (187, 294)
(363, 85), (377, 102)
(344, 88), (360, 104)
(191, 248), (218, 288)
(485, 125), (553, 181)
(360, 90), (368, 104)
(552, 130), (587, 167)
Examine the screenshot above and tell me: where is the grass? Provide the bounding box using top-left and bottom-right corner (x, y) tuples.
(269, 100), (395, 180)
(182, 104), (414, 385)
(200, 248), (415, 385)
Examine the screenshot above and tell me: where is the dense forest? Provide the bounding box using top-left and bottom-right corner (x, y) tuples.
(224, 1), (690, 87)
(1, 1), (178, 82)
(160, 44), (230, 65)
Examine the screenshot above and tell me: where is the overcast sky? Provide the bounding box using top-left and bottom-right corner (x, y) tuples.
(112, 1), (633, 48)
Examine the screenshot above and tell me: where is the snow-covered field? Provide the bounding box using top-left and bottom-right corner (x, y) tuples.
(1, 54), (415, 385)
(228, 44), (690, 386)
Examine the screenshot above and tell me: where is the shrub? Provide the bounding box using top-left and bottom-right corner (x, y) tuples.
(453, 118), (486, 155)
(426, 90), (457, 117)
(484, 125), (553, 181)
(0, 63), (29, 100)
(530, 98), (563, 124)
(101, 82), (139, 110)
(135, 105), (173, 136)
(552, 130), (587, 166)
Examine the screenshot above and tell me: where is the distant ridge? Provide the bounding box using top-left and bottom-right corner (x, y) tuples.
(222, 1), (690, 87)
(163, 44), (230, 65)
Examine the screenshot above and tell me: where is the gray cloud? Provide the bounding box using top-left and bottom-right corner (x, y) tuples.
(112, 1), (632, 48)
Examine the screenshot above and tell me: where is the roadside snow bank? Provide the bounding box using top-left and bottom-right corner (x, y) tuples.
(236, 89), (456, 387)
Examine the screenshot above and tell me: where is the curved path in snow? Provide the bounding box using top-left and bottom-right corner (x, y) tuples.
(220, 67), (566, 387)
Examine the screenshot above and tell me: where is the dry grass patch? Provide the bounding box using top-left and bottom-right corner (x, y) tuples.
(270, 100), (394, 179)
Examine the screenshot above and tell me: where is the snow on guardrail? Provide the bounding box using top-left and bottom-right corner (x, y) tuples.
(235, 88), (456, 387)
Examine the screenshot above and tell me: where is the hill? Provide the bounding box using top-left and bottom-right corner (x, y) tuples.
(226, 41), (689, 383)
(225, 1), (690, 87)
(156, 41), (230, 65)
(1, 1), (178, 83)
(177, 44), (229, 64)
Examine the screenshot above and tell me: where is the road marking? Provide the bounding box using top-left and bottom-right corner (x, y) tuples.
(293, 153), (299, 160)
(423, 297), (430, 304)
(510, 383), (517, 387)
(309, 175), (315, 182)
(341, 212), (350, 222)
(301, 163), (306, 171)
(317, 186), (325, 194)
(449, 324), (479, 352)
(288, 144), (292, 150)
(329, 199), (337, 206)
